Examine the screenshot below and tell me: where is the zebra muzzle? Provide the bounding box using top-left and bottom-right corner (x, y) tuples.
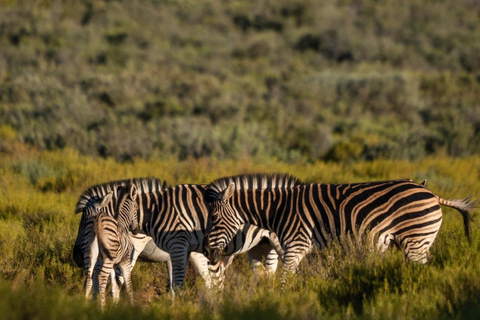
(203, 246), (222, 264)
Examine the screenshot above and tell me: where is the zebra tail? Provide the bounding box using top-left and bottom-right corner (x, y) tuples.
(437, 196), (478, 243)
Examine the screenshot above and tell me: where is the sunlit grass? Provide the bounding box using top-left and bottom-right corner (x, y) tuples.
(0, 147), (479, 319)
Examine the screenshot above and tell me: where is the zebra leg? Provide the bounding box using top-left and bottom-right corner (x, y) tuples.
(83, 258), (95, 299)
(98, 260), (114, 311)
(264, 248), (279, 274)
(119, 261), (134, 304)
(208, 255), (232, 290)
(84, 238), (99, 299)
(90, 258), (103, 300)
(207, 260), (226, 290)
(168, 242), (189, 291)
(280, 246), (308, 290)
(165, 259), (174, 297)
(83, 269), (93, 299)
(189, 252), (213, 289)
(264, 232), (282, 274)
(110, 269), (121, 303)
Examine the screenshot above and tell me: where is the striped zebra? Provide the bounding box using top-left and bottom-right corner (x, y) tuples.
(73, 177), (296, 292)
(73, 180), (174, 299)
(206, 224), (283, 289)
(73, 179), (213, 296)
(92, 183), (139, 309)
(202, 174), (300, 286)
(203, 175), (476, 284)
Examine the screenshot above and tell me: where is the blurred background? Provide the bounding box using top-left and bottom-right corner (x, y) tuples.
(1, 0), (479, 163)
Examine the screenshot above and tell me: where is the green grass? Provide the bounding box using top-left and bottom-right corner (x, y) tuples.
(0, 145), (479, 319)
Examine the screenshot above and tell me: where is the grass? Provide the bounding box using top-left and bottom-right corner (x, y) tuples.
(0, 144), (479, 319)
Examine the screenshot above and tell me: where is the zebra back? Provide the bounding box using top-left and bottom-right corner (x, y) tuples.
(206, 173), (302, 202)
(205, 177), (476, 267)
(75, 178), (167, 215)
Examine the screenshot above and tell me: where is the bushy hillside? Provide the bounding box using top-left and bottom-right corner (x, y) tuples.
(1, 0), (479, 161)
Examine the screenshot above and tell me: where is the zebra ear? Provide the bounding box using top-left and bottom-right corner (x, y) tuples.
(96, 191), (113, 209)
(221, 183), (235, 201)
(129, 183), (137, 201)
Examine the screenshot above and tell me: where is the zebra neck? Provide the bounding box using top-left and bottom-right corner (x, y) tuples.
(135, 189), (166, 231)
(117, 223), (131, 237)
(232, 188), (278, 230)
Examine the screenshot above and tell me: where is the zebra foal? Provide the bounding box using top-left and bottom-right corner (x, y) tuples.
(74, 180), (168, 300)
(92, 183), (139, 309)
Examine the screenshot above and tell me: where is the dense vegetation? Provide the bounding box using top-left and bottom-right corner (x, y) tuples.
(0, 137), (479, 319)
(1, 0), (479, 319)
(1, 0), (480, 162)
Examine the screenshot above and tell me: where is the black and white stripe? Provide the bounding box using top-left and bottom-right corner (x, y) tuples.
(203, 174), (301, 285)
(73, 180), (168, 299)
(207, 224), (283, 289)
(74, 179), (211, 295)
(93, 183), (139, 309)
(73, 177), (292, 292)
(204, 175), (476, 284)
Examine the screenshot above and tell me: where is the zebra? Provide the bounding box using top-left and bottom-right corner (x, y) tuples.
(92, 183), (139, 309)
(203, 173), (301, 282)
(73, 177), (298, 292)
(203, 174), (477, 286)
(73, 180), (176, 300)
(206, 224), (283, 289)
(73, 179), (213, 296)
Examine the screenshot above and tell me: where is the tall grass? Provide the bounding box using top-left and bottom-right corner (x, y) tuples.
(0, 146), (478, 319)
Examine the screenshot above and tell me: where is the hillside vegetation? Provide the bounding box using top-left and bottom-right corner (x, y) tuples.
(1, 0), (480, 162)
(0, 139), (479, 319)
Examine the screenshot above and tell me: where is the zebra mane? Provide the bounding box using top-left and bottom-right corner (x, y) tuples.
(207, 173), (303, 193)
(75, 177), (168, 214)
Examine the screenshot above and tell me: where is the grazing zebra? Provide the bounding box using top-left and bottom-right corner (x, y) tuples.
(73, 177), (297, 292)
(203, 175), (476, 286)
(93, 183), (139, 309)
(203, 173), (301, 284)
(206, 224), (283, 289)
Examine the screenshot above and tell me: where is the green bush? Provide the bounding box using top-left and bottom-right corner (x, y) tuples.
(0, 0), (479, 162)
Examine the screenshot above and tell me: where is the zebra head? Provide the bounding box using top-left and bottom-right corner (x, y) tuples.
(116, 183), (139, 234)
(204, 183), (243, 264)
